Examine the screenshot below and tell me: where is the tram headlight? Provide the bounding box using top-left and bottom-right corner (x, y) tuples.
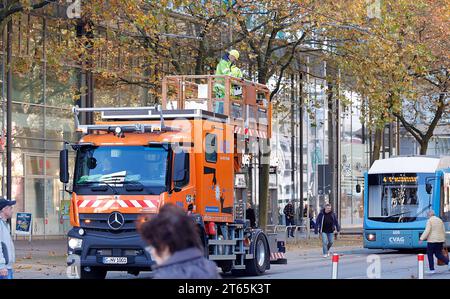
(366, 233), (376, 241)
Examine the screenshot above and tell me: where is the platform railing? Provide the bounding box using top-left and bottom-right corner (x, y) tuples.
(161, 75), (271, 139)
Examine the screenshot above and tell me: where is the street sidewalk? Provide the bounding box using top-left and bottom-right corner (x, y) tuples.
(285, 233), (363, 250)
(13, 239), (67, 279)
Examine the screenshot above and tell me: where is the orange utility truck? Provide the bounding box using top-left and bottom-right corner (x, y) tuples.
(60, 75), (286, 279)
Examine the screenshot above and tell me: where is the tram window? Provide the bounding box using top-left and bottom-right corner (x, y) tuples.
(377, 186), (419, 217)
(388, 187), (418, 207)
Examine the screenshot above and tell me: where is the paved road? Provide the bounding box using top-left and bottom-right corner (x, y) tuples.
(13, 239), (450, 279)
(239, 246), (450, 279)
(106, 246), (450, 279)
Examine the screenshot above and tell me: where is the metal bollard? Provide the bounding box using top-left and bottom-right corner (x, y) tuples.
(418, 254), (424, 279)
(331, 253), (339, 279)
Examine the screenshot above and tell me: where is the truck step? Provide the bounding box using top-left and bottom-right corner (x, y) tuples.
(208, 240), (236, 245)
(208, 255), (237, 261)
(232, 265), (246, 270)
(227, 224), (244, 228)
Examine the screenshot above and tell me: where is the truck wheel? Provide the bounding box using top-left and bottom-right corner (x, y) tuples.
(245, 234), (269, 276)
(219, 261), (233, 273)
(80, 267), (107, 279)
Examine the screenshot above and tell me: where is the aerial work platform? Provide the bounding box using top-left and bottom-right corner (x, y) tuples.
(161, 75), (272, 139)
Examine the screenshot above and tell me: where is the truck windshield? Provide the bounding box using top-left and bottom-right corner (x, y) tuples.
(367, 173), (433, 223)
(74, 145), (168, 194)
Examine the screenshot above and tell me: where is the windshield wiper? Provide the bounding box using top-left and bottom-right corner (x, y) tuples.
(380, 211), (411, 222)
(122, 181), (145, 191)
(78, 181), (119, 195)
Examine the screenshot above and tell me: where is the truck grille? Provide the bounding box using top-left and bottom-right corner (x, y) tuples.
(79, 213), (139, 232)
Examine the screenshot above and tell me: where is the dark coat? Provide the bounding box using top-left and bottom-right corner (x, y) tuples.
(246, 208), (256, 228)
(283, 203), (295, 219)
(315, 209), (340, 234)
(152, 247), (221, 279)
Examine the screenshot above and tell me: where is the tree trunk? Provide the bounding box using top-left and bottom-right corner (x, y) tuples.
(257, 66), (270, 230)
(195, 40), (205, 75)
(327, 80), (336, 211)
(419, 139), (429, 155)
(371, 127), (383, 165)
(258, 150), (270, 230)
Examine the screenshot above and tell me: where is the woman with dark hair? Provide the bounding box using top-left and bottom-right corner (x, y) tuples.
(140, 204), (220, 279)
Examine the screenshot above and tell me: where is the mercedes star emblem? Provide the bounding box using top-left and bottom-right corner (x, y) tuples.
(107, 211), (125, 230)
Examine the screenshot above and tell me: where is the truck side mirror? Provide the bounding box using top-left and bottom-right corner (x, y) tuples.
(426, 183), (432, 194)
(173, 151), (188, 184)
(356, 184), (361, 193)
(60, 149), (69, 184)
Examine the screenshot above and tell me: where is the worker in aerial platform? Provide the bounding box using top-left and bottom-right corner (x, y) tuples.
(214, 50), (243, 113)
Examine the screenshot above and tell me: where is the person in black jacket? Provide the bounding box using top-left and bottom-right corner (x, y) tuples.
(139, 204), (220, 279)
(283, 200), (295, 237)
(246, 202), (257, 228)
(315, 203), (340, 257)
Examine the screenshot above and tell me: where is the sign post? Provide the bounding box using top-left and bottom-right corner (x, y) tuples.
(15, 212), (32, 243)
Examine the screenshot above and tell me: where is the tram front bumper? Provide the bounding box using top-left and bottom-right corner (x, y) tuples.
(363, 230), (427, 249)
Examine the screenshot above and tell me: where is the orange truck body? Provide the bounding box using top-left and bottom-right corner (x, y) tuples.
(63, 75), (285, 278)
(70, 118), (236, 226)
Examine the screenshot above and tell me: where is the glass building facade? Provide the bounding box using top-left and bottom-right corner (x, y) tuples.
(0, 15), (79, 236)
(269, 62), (370, 230)
(0, 12), (162, 237)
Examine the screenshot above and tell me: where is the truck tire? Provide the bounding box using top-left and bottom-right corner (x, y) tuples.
(245, 233), (269, 276)
(80, 267), (107, 279)
(219, 261), (233, 273)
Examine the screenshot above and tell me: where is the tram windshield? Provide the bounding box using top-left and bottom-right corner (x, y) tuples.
(367, 173), (433, 223)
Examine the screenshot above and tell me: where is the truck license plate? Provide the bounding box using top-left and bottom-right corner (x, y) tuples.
(103, 257), (127, 264)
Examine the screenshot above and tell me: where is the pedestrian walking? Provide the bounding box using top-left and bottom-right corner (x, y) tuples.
(283, 200), (295, 238)
(315, 203), (340, 258)
(139, 204), (221, 279)
(246, 202), (256, 229)
(419, 210), (450, 274)
(0, 198), (16, 279)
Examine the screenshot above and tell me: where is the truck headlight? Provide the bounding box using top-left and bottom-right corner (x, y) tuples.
(366, 233), (376, 241)
(68, 237), (83, 249)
